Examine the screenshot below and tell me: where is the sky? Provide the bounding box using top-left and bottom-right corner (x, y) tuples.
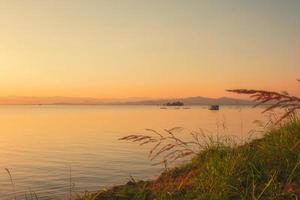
(0, 0), (299, 99)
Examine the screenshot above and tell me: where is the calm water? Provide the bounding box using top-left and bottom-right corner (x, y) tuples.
(0, 105), (270, 199)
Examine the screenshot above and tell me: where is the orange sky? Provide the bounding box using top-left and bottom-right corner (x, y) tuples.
(0, 1), (299, 99)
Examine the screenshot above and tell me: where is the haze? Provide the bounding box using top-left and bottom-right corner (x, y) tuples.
(0, 0), (299, 100)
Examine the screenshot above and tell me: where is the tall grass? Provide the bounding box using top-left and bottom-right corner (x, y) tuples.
(80, 118), (300, 200)
(119, 127), (198, 166)
(227, 79), (300, 124)
(5, 168), (16, 200)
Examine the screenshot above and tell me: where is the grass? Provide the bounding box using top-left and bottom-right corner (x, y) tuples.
(79, 118), (300, 200)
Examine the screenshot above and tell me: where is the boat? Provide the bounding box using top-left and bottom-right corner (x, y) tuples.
(209, 105), (219, 110)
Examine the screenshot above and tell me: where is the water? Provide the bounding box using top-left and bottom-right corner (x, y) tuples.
(0, 105), (269, 199)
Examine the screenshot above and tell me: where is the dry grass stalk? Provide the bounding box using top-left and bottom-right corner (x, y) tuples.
(119, 127), (201, 165)
(5, 168), (16, 200)
(227, 79), (300, 124)
(119, 126), (234, 166)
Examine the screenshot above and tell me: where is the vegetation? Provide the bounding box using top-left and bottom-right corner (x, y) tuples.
(164, 102), (184, 106)
(79, 117), (300, 200)
(227, 79), (300, 124)
(118, 127), (198, 167)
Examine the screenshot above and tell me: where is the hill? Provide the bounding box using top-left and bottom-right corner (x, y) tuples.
(123, 96), (253, 105)
(0, 96), (253, 105)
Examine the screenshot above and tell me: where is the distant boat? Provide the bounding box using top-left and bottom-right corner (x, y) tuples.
(209, 105), (219, 110)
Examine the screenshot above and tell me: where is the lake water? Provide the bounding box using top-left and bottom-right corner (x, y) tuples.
(0, 105), (271, 199)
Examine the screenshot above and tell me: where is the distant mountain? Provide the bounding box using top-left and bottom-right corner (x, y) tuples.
(0, 96), (254, 105)
(0, 96), (105, 105)
(118, 96), (254, 105)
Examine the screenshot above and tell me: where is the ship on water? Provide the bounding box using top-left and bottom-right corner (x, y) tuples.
(209, 105), (219, 110)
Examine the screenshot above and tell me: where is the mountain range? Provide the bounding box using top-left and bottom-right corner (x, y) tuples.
(0, 96), (254, 105)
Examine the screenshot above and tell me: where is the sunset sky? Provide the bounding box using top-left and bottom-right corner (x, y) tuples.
(0, 0), (299, 99)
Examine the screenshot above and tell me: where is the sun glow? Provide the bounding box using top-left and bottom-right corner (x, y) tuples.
(0, 0), (299, 101)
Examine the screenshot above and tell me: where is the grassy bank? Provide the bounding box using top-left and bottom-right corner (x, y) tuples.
(80, 119), (300, 200)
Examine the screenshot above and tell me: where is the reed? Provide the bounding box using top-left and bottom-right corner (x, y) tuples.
(227, 79), (300, 124)
(80, 118), (300, 200)
(5, 168), (17, 200)
(119, 127), (198, 165)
